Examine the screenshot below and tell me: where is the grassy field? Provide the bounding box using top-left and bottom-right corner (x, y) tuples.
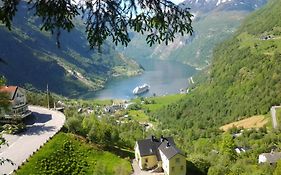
(16, 133), (132, 175)
(220, 115), (269, 132)
(133, 94), (185, 112)
(128, 110), (149, 123)
(128, 94), (185, 123)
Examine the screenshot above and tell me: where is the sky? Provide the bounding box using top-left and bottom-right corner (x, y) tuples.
(171, 0), (185, 5)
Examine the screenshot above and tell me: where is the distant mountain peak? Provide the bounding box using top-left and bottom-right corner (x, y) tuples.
(181, 0), (267, 12)
(216, 0), (232, 6)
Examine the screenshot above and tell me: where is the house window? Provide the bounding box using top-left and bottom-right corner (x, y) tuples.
(145, 158), (148, 163)
(172, 166), (175, 171)
(176, 158), (180, 163)
(181, 165), (184, 170)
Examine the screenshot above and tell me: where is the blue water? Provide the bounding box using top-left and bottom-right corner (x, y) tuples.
(83, 58), (197, 100)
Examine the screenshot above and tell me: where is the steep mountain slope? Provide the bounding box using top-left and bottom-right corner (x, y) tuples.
(154, 0), (281, 144)
(0, 3), (142, 97)
(120, 0), (267, 68)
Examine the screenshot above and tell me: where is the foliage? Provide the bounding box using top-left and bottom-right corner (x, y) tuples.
(2, 123), (26, 134)
(187, 155), (211, 175)
(64, 108), (144, 148)
(153, 0), (281, 146)
(219, 134), (237, 161)
(16, 133), (132, 175)
(274, 160), (281, 175)
(143, 0), (281, 174)
(0, 0), (193, 48)
(0, 76), (9, 111)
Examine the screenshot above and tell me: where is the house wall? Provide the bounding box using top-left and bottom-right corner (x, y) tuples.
(160, 150), (186, 175)
(12, 88), (26, 108)
(140, 155), (158, 169)
(258, 155), (267, 164)
(135, 143), (158, 170)
(3, 87), (29, 119)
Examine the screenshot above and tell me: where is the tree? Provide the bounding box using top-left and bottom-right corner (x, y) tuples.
(0, 76), (14, 166)
(220, 134), (237, 161)
(0, 0), (193, 48)
(0, 76), (9, 112)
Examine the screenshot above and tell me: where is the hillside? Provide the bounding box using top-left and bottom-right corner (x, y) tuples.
(16, 133), (132, 175)
(119, 0), (267, 68)
(0, 3), (143, 97)
(145, 0), (281, 173)
(153, 0), (281, 150)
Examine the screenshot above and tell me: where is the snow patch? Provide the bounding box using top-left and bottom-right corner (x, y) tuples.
(216, 0), (232, 6)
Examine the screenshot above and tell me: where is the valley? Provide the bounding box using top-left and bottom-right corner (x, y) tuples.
(82, 58), (197, 100)
(2, 0), (281, 174)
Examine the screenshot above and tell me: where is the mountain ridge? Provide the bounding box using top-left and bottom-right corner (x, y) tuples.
(120, 0), (267, 68)
(155, 0), (281, 142)
(0, 3), (143, 97)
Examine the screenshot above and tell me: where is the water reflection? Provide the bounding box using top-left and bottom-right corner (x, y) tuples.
(83, 58), (197, 100)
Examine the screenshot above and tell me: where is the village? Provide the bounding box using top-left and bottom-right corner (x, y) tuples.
(1, 85), (281, 175)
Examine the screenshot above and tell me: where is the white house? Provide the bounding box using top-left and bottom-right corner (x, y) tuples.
(258, 152), (281, 164)
(0, 86), (31, 119)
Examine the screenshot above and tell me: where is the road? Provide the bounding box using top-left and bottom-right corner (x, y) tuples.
(0, 106), (66, 175)
(271, 106), (281, 129)
(131, 159), (164, 175)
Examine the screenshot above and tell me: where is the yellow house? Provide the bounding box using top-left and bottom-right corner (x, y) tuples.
(135, 136), (186, 175)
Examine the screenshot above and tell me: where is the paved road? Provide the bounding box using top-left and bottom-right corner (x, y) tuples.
(271, 106), (281, 129)
(0, 106), (65, 175)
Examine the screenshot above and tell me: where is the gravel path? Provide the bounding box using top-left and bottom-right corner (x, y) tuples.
(131, 159), (164, 175)
(0, 106), (65, 175)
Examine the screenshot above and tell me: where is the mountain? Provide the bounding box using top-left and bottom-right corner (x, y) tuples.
(154, 0), (281, 144)
(0, 3), (143, 97)
(119, 0), (267, 68)
(181, 0), (267, 12)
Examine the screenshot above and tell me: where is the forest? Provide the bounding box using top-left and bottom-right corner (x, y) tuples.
(148, 0), (281, 174)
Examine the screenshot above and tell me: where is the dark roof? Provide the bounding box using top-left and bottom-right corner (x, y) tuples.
(136, 137), (162, 160)
(136, 136), (183, 160)
(158, 140), (185, 160)
(261, 152), (281, 163)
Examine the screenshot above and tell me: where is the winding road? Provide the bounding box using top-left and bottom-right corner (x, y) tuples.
(0, 106), (66, 175)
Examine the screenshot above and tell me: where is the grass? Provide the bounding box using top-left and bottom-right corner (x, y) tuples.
(238, 31), (281, 56)
(16, 132), (132, 175)
(220, 115), (269, 132)
(133, 94), (185, 113)
(128, 110), (149, 123)
(127, 94), (184, 124)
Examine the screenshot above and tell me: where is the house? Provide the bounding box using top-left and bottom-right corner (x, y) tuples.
(235, 147), (249, 154)
(260, 35), (272, 40)
(104, 104), (125, 113)
(0, 86), (31, 119)
(135, 136), (186, 175)
(258, 152), (281, 164)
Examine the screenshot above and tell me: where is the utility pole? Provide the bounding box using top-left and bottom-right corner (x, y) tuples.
(47, 84), (50, 109)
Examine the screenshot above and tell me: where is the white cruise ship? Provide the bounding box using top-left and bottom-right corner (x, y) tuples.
(133, 84), (150, 95)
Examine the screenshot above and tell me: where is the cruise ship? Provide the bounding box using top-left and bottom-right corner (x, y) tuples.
(133, 84), (150, 95)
